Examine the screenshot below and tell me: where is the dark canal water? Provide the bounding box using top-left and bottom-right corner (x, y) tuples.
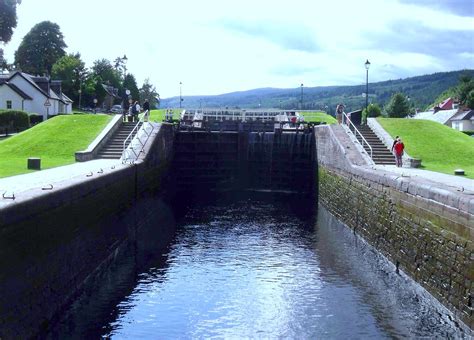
(48, 194), (469, 338)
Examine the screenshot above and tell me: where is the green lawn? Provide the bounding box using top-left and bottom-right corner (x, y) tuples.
(300, 111), (337, 124)
(148, 109), (182, 122)
(0, 114), (112, 178)
(377, 118), (474, 179)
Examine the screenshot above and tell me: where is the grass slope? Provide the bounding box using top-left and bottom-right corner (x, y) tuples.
(377, 118), (474, 179)
(0, 114), (112, 178)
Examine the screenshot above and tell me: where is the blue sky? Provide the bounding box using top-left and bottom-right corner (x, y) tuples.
(3, 0), (473, 98)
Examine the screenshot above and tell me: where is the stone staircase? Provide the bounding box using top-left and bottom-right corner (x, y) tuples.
(351, 124), (396, 165)
(96, 122), (141, 159)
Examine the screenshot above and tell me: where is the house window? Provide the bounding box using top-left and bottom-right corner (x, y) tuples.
(6, 100), (12, 109)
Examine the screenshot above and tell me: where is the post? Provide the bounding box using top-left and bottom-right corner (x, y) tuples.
(179, 82), (182, 109)
(365, 59), (371, 111)
(300, 83), (303, 110)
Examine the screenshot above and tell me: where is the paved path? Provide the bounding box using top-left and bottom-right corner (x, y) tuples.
(0, 159), (121, 196)
(373, 164), (474, 192)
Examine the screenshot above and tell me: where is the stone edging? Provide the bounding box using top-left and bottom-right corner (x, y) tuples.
(75, 114), (123, 162)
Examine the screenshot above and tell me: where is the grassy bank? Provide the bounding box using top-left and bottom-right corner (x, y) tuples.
(377, 118), (474, 179)
(0, 114), (112, 178)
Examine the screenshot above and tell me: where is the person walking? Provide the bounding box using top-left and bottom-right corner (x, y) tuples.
(336, 104), (344, 124)
(391, 135), (399, 153)
(393, 137), (405, 167)
(142, 99), (150, 121)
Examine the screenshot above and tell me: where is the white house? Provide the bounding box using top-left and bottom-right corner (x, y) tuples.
(0, 71), (73, 120)
(450, 110), (474, 132)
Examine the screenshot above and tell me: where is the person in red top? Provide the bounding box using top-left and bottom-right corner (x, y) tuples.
(393, 137), (405, 167)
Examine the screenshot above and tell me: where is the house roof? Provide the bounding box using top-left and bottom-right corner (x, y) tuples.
(450, 110), (474, 121)
(4, 82), (33, 100)
(102, 84), (119, 98)
(413, 108), (458, 124)
(438, 97), (453, 110)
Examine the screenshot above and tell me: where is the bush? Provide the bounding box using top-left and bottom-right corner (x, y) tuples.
(29, 114), (43, 125)
(461, 130), (474, 136)
(0, 110), (30, 128)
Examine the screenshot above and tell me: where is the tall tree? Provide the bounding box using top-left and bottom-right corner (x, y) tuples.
(0, 0), (21, 69)
(385, 93), (410, 118)
(139, 78), (159, 109)
(14, 21), (67, 75)
(0, 0), (20, 43)
(91, 58), (121, 89)
(51, 53), (87, 104)
(123, 73), (139, 103)
(457, 75), (474, 108)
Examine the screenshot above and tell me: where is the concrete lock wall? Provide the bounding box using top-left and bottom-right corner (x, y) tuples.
(0, 124), (175, 339)
(315, 124), (473, 329)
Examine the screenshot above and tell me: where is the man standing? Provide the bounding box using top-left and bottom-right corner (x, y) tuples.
(394, 137), (405, 167)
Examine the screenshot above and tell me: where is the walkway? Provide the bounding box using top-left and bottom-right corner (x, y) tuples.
(373, 164), (474, 193)
(0, 159), (123, 205)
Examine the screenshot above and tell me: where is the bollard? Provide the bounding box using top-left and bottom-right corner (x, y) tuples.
(27, 157), (41, 170)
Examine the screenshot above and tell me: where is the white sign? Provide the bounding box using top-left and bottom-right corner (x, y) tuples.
(44, 98), (51, 107)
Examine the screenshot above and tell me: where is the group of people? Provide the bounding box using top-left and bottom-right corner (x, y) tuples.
(164, 109), (174, 122)
(125, 99), (150, 122)
(391, 136), (405, 167)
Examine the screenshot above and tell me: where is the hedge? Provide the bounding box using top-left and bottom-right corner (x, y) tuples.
(461, 130), (474, 136)
(0, 110), (30, 128)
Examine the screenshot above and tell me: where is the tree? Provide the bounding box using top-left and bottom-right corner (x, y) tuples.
(385, 93), (410, 118)
(139, 78), (160, 109)
(14, 21), (67, 75)
(51, 53), (87, 104)
(362, 103), (382, 123)
(465, 89), (474, 109)
(123, 74), (139, 103)
(91, 59), (121, 89)
(457, 75), (474, 107)
(0, 0), (21, 69)
(0, 0), (20, 43)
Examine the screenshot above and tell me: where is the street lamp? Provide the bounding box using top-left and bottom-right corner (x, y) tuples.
(300, 83), (304, 110)
(179, 81), (183, 108)
(365, 59), (370, 111)
(122, 54), (128, 79)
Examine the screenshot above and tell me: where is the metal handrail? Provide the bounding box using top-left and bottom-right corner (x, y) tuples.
(342, 112), (373, 159)
(122, 110), (155, 164)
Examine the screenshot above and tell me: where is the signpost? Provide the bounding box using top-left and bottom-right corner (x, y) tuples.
(44, 98), (51, 120)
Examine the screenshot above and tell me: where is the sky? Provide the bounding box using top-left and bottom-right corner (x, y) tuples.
(3, 0), (474, 98)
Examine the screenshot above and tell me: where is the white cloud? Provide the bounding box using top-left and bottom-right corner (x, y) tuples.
(3, 0), (473, 98)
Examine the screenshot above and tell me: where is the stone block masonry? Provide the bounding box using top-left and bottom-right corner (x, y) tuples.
(0, 124), (175, 339)
(315, 124), (473, 329)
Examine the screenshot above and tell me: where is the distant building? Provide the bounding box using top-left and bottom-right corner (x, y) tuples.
(0, 71), (73, 120)
(450, 110), (474, 132)
(101, 84), (120, 111)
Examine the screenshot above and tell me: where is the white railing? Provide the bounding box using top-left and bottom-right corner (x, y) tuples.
(342, 112), (373, 159)
(121, 110), (155, 164)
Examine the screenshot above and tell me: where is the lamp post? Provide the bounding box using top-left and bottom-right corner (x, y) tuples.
(300, 83), (304, 110)
(365, 59), (370, 111)
(179, 81), (182, 108)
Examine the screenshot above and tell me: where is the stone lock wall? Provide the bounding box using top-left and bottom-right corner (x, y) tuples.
(315, 124), (473, 329)
(318, 167), (473, 328)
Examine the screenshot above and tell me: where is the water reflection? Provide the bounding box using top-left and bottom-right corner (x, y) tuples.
(49, 194), (469, 338)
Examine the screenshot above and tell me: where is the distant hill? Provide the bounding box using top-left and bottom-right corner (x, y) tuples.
(161, 69), (474, 113)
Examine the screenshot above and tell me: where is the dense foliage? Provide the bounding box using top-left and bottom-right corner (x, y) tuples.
(51, 53), (87, 104)
(14, 21), (67, 74)
(0, 0), (19, 42)
(385, 93), (410, 118)
(139, 78), (160, 109)
(0, 109), (29, 128)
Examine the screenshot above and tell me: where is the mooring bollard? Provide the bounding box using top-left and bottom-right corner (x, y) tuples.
(27, 157), (41, 170)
